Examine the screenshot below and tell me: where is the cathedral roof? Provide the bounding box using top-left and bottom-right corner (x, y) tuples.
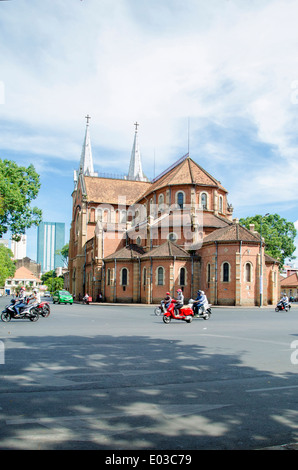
(84, 176), (150, 205)
(142, 241), (191, 259)
(104, 244), (145, 260)
(202, 222), (261, 244)
(138, 154), (227, 200)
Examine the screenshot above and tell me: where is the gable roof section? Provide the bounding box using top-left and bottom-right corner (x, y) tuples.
(11, 266), (41, 282)
(203, 223), (261, 244)
(104, 244), (145, 260)
(139, 155), (227, 200)
(84, 176), (150, 205)
(280, 272), (298, 287)
(142, 241), (191, 259)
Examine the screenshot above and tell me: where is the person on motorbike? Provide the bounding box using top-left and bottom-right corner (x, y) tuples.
(174, 289), (184, 315)
(29, 288), (41, 305)
(161, 292), (172, 310)
(14, 286), (27, 317)
(193, 290), (208, 315)
(281, 293), (289, 309)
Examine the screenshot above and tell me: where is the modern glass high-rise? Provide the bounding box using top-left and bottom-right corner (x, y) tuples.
(37, 222), (65, 273)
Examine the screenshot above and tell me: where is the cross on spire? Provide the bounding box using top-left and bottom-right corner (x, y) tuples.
(85, 114), (91, 125)
(134, 121), (139, 132)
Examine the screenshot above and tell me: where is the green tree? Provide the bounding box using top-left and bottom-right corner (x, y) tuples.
(239, 214), (297, 267)
(41, 270), (64, 293)
(0, 244), (16, 287)
(0, 159), (42, 240)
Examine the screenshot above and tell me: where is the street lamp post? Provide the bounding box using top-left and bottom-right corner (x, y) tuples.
(260, 213), (269, 308)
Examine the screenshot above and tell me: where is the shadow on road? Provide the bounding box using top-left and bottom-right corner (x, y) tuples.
(1, 331), (298, 450)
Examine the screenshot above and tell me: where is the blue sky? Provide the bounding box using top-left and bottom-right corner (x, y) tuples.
(0, 0), (298, 263)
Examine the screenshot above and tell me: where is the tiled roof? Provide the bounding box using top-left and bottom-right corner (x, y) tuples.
(138, 156), (227, 200)
(84, 176), (150, 205)
(11, 266), (41, 282)
(203, 223), (261, 244)
(142, 241), (191, 259)
(104, 244), (145, 260)
(280, 272), (298, 287)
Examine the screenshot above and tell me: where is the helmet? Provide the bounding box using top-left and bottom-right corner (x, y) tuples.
(177, 289), (182, 292)
(201, 291), (205, 295)
(21, 287), (25, 291)
(166, 292), (170, 295)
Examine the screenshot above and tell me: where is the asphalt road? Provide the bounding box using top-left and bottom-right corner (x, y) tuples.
(1, 296), (298, 451)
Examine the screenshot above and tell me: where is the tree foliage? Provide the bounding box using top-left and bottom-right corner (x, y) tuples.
(41, 270), (64, 293)
(0, 244), (16, 287)
(239, 213), (297, 267)
(0, 159), (42, 240)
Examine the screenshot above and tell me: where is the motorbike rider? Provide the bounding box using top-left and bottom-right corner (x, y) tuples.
(29, 288), (41, 305)
(281, 293), (289, 309)
(161, 292), (172, 310)
(174, 289), (184, 315)
(193, 290), (209, 315)
(14, 286), (27, 317)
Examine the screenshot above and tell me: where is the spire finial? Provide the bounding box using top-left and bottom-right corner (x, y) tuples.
(134, 121), (139, 132)
(85, 114), (91, 125)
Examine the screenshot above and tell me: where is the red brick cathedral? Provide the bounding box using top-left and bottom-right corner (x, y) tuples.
(68, 120), (279, 306)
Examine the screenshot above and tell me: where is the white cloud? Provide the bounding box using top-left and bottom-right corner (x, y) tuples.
(0, 0), (298, 207)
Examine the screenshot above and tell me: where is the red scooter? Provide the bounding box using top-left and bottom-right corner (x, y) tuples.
(163, 299), (194, 324)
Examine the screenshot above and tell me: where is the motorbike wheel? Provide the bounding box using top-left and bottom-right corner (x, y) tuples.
(163, 315), (171, 324)
(154, 307), (161, 316)
(1, 311), (11, 322)
(42, 305), (50, 317)
(275, 307), (280, 312)
(203, 314), (210, 320)
(29, 311), (39, 322)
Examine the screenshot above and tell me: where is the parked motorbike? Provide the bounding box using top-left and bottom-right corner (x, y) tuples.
(1, 299), (39, 322)
(275, 300), (291, 312)
(163, 299), (194, 324)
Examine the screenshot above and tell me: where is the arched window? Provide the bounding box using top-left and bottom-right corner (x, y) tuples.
(207, 263), (211, 286)
(222, 262), (230, 282)
(219, 196), (223, 213)
(177, 192), (184, 209)
(245, 262), (252, 282)
(107, 268), (111, 286)
(201, 193), (208, 210)
(157, 266), (164, 286)
(121, 268), (128, 286)
(179, 267), (186, 286)
(143, 267), (147, 286)
(158, 193), (164, 210)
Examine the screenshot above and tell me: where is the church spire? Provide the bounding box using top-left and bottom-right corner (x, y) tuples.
(79, 114), (95, 176)
(128, 122), (148, 182)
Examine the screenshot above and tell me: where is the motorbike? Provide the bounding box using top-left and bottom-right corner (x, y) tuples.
(163, 299), (194, 324)
(36, 301), (51, 317)
(83, 295), (92, 305)
(275, 300), (291, 312)
(1, 299), (39, 322)
(154, 302), (168, 316)
(191, 299), (212, 320)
